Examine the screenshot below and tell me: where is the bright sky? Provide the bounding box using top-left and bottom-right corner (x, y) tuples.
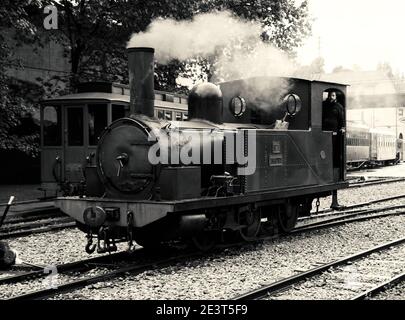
(296, 0), (405, 74)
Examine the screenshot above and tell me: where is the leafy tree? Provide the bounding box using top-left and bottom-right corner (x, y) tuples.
(377, 61), (394, 79)
(38, 0), (311, 91)
(199, 0), (311, 54)
(40, 0), (205, 91)
(0, 0), (46, 156)
(1, 0), (312, 157)
(295, 57), (325, 79)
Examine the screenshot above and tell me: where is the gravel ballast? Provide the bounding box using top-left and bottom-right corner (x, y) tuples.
(314, 181), (405, 212)
(52, 215), (405, 300)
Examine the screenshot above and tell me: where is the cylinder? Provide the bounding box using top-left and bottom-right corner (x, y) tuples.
(177, 214), (208, 236)
(127, 47), (155, 117)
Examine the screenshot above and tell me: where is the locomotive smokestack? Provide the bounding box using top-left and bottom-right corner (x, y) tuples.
(127, 47), (155, 117)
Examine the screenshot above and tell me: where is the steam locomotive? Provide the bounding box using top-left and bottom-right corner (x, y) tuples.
(54, 47), (348, 253)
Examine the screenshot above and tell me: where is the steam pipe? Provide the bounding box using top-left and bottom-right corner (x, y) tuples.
(127, 47), (155, 117)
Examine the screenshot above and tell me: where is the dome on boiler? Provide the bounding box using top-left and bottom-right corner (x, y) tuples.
(188, 83), (223, 124)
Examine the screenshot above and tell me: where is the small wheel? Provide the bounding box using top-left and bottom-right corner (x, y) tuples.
(239, 209), (261, 241)
(191, 232), (217, 252)
(278, 203), (298, 233)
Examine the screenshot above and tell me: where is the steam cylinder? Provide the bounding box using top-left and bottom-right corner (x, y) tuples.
(127, 47), (155, 117)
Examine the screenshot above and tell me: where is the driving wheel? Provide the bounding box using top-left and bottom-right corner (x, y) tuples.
(191, 232), (218, 252)
(239, 209), (261, 241)
(278, 203), (298, 233)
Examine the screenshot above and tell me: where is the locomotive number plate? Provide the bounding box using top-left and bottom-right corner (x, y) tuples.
(272, 141), (281, 154)
(269, 154), (283, 166)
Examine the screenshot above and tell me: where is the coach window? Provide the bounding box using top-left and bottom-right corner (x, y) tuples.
(157, 110), (165, 119)
(183, 112), (188, 120)
(67, 107), (84, 146)
(176, 112), (182, 121)
(88, 104), (107, 145)
(112, 104), (126, 121)
(43, 106), (62, 146)
(165, 111), (173, 120)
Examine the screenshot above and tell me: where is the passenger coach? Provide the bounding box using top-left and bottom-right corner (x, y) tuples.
(40, 82), (188, 196)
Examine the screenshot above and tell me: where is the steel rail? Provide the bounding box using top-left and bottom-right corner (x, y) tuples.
(0, 250), (133, 286)
(1, 217), (73, 232)
(348, 177), (405, 189)
(351, 272), (405, 300)
(295, 206), (405, 233)
(2, 212), (64, 225)
(233, 237), (405, 300)
(309, 194), (405, 216)
(7, 250), (202, 300)
(0, 222), (76, 240)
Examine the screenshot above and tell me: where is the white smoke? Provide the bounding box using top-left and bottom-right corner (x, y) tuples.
(128, 11), (298, 112)
(128, 12), (258, 63)
(127, 11), (295, 81)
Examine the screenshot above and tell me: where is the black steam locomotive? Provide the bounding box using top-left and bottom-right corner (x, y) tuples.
(55, 47), (348, 253)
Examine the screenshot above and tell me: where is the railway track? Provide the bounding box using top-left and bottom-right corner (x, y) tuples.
(352, 272), (405, 300)
(4, 199), (405, 300)
(347, 177), (405, 189)
(4, 247), (202, 300)
(310, 194), (405, 216)
(0, 199), (75, 239)
(0, 250), (131, 286)
(233, 236), (405, 300)
(0, 215), (75, 240)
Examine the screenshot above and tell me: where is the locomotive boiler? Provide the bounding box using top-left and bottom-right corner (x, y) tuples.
(55, 47), (348, 253)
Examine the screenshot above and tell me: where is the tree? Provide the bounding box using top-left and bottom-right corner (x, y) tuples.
(0, 0), (46, 156)
(295, 57), (325, 79)
(38, 0), (206, 91)
(199, 0), (311, 54)
(377, 61), (394, 79)
(38, 0), (311, 91)
(181, 0), (312, 83)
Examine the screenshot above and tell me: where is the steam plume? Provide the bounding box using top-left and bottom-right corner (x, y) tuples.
(127, 11), (295, 81)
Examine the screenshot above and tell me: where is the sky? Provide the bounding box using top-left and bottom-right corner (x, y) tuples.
(295, 0), (405, 74)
